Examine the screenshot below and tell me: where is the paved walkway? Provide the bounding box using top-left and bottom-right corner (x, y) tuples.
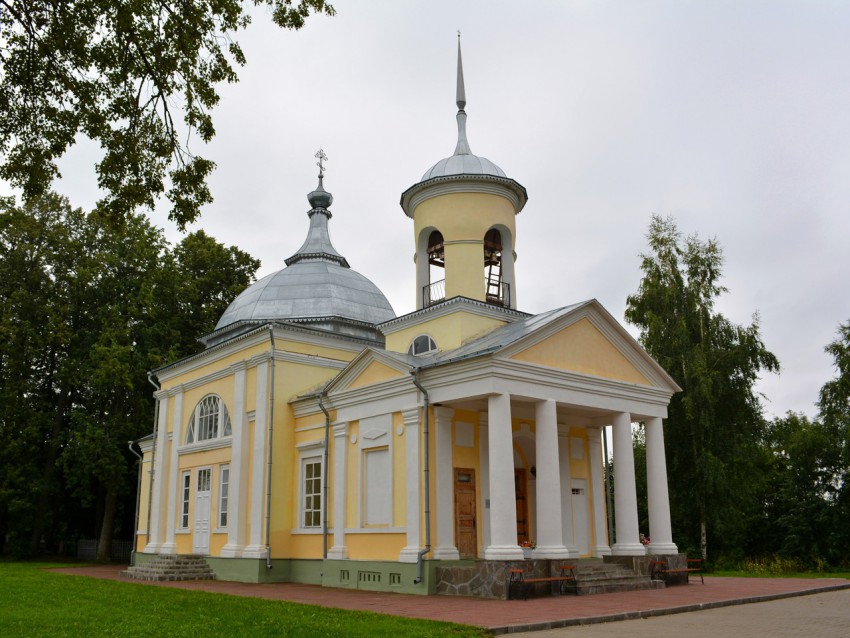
(52, 564), (850, 634)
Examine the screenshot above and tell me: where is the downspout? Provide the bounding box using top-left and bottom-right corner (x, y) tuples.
(265, 325), (276, 569)
(602, 426), (615, 547)
(317, 392), (330, 560)
(410, 368), (431, 585)
(145, 373), (160, 549)
(127, 441), (143, 566)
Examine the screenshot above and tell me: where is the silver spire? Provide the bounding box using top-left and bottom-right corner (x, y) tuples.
(453, 32), (472, 156)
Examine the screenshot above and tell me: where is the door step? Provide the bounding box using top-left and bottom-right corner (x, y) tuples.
(121, 554), (215, 582)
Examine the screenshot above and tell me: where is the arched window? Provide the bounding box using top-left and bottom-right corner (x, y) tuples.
(186, 395), (232, 444)
(407, 335), (438, 356)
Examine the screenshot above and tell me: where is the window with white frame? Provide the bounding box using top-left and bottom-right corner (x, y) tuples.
(185, 394), (232, 444)
(407, 334), (437, 356)
(301, 456), (322, 528)
(218, 465), (230, 528)
(363, 447), (390, 526)
(180, 471), (191, 529)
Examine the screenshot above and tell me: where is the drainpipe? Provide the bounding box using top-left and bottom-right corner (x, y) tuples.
(265, 325), (276, 569)
(602, 426), (615, 547)
(317, 392), (330, 560)
(410, 368), (431, 585)
(145, 373), (160, 549)
(127, 440), (143, 566)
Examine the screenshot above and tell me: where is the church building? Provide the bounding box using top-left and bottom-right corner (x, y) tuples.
(134, 42), (682, 597)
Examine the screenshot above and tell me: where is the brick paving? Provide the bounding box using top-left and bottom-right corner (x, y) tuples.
(52, 564), (850, 634)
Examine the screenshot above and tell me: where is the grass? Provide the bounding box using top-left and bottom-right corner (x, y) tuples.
(712, 569), (850, 579)
(0, 562), (489, 637)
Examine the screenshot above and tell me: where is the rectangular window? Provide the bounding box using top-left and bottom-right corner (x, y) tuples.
(218, 465), (230, 528)
(180, 471), (191, 529)
(302, 457), (322, 528)
(363, 447), (390, 526)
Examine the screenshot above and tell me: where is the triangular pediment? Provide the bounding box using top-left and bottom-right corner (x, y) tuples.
(324, 348), (413, 394)
(510, 317), (650, 384)
(500, 301), (680, 391)
(348, 360), (407, 390)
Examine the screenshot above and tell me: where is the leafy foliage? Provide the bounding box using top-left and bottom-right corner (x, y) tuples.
(625, 215), (779, 559)
(0, 0), (334, 228)
(0, 194), (258, 557)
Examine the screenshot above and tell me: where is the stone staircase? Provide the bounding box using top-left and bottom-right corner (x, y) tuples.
(573, 558), (662, 595)
(121, 554), (215, 582)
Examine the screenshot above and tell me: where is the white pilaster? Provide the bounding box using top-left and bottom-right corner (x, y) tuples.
(433, 406), (459, 560)
(588, 427), (611, 556)
(610, 413), (645, 556)
(645, 417), (678, 555)
(483, 393), (523, 560)
(243, 360), (269, 558)
(398, 409), (421, 562)
(328, 422), (349, 559)
(478, 411), (491, 552)
(161, 389), (184, 554)
(222, 362), (247, 557)
(532, 400), (571, 559)
(144, 392), (169, 553)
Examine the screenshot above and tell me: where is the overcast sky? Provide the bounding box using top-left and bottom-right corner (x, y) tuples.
(51, 0), (850, 420)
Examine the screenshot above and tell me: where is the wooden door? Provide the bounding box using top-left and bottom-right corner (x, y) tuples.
(515, 468), (529, 545)
(454, 468), (477, 558)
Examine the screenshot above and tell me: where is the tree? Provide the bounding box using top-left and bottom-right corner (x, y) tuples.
(0, 194), (259, 558)
(0, 0), (334, 228)
(625, 215), (779, 560)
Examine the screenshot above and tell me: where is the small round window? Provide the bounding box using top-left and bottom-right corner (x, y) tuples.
(407, 335), (437, 356)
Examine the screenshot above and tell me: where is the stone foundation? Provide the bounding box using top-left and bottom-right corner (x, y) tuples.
(436, 559), (569, 600)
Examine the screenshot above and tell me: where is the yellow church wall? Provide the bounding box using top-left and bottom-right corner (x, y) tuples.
(510, 318), (651, 385)
(450, 410), (482, 553)
(348, 360), (405, 390)
(384, 311), (506, 353)
(346, 534), (406, 560)
(413, 192), (516, 241)
(135, 453), (154, 550)
(288, 533), (323, 558)
(276, 338), (360, 363)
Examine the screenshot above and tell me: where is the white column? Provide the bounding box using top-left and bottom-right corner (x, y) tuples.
(243, 360), (269, 558)
(588, 428), (611, 556)
(557, 425), (578, 555)
(483, 393), (523, 560)
(222, 362), (247, 557)
(532, 400), (570, 559)
(161, 389), (184, 554)
(478, 411), (491, 552)
(433, 406), (459, 559)
(398, 409), (421, 562)
(645, 417), (678, 554)
(611, 413), (645, 556)
(328, 422), (349, 559)
(144, 392), (169, 553)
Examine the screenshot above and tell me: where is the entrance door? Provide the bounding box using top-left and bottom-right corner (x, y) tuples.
(454, 468), (477, 558)
(193, 468), (211, 555)
(571, 478), (590, 555)
(515, 468), (529, 545)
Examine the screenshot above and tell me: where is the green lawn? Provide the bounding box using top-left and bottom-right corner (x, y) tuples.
(0, 562), (489, 637)
(711, 569), (850, 579)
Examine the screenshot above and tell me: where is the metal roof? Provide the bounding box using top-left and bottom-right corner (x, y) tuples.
(215, 175), (395, 334)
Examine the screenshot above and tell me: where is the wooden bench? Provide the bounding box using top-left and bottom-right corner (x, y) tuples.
(651, 558), (704, 584)
(507, 564), (578, 600)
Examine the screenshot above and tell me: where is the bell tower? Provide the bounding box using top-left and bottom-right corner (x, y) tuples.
(400, 36), (528, 310)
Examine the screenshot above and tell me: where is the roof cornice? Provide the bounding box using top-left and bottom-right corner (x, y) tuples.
(379, 295), (530, 334)
(400, 173), (528, 217)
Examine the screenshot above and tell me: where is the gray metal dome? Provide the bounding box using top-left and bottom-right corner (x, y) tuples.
(421, 149), (506, 181)
(213, 173), (395, 340)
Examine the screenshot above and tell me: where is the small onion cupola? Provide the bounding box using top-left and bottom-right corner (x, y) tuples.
(211, 150), (395, 346)
(401, 36), (527, 311)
